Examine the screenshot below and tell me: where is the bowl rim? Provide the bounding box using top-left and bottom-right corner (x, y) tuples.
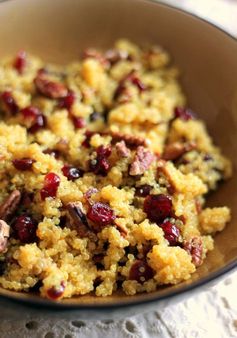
(0, 0), (236, 310)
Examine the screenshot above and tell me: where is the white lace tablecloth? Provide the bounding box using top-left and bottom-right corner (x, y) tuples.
(2, 1), (237, 337)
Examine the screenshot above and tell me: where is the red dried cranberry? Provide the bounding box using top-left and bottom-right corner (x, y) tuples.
(129, 260), (154, 283)
(61, 165), (82, 181)
(144, 194), (172, 223)
(58, 90), (75, 110)
(12, 158), (35, 171)
(114, 82), (127, 100)
(89, 145), (112, 176)
(21, 106), (40, 119)
(160, 220), (180, 246)
(71, 116), (86, 129)
(1, 91), (18, 114)
(28, 114), (47, 133)
(13, 215), (37, 243)
(40, 172), (60, 200)
(13, 50), (27, 74)
(47, 281), (66, 300)
(130, 75), (146, 91)
(43, 149), (60, 158)
(174, 107), (196, 121)
(21, 106), (46, 133)
(135, 184), (152, 197)
(82, 130), (96, 148)
(87, 202), (116, 226)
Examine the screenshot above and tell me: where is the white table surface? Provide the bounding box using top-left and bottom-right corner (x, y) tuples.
(2, 1), (237, 337)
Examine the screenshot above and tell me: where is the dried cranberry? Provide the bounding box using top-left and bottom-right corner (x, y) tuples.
(82, 130), (96, 148)
(130, 75), (146, 91)
(47, 281), (66, 300)
(13, 50), (27, 74)
(144, 194), (172, 223)
(71, 116), (86, 129)
(114, 83), (127, 101)
(129, 260), (154, 283)
(21, 106), (46, 133)
(87, 202), (116, 226)
(43, 149), (60, 158)
(13, 214), (37, 243)
(61, 165), (82, 181)
(40, 172), (60, 200)
(160, 220), (180, 246)
(21, 106), (40, 119)
(58, 90), (75, 110)
(174, 107), (196, 121)
(29, 114), (46, 133)
(1, 91), (18, 114)
(12, 158), (35, 171)
(89, 145), (112, 176)
(135, 184), (152, 197)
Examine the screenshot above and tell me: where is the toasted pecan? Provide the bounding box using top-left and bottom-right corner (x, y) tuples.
(0, 190), (21, 221)
(66, 202), (97, 241)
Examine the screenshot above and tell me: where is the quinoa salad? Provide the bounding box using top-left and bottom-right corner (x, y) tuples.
(0, 40), (231, 300)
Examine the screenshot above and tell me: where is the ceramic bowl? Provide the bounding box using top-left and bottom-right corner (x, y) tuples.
(0, 0), (237, 320)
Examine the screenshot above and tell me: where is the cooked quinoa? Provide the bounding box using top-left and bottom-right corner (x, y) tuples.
(0, 40), (232, 300)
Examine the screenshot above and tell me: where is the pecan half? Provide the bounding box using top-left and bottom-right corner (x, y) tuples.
(162, 141), (196, 161)
(108, 132), (147, 148)
(129, 146), (154, 176)
(115, 141), (131, 158)
(0, 219), (10, 252)
(0, 190), (21, 221)
(183, 236), (203, 267)
(34, 72), (68, 99)
(66, 202), (97, 241)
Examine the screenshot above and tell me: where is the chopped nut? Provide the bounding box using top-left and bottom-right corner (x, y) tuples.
(66, 202), (97, 241)
(115, 141), (131, 158)
(183, 237), (203, 267)
(34, 71), (67, 99)
(162, 141), (196, 161)
(0, 190), (21, 221)
(129, 146), (154, 176)
(108, 131), (147, 148)
(0, 219), (10, 252)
